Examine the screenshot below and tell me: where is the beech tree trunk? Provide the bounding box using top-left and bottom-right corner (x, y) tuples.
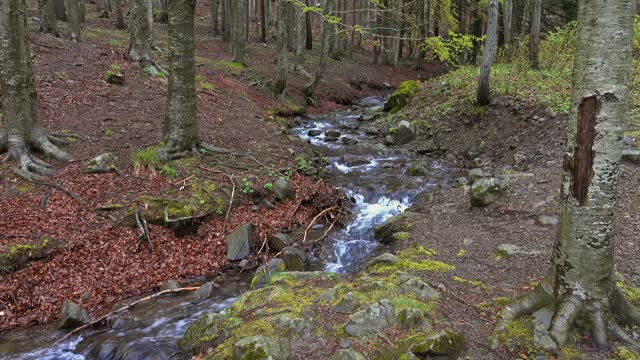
(231, 0), (246, 62)
(114, 0), (125, 29)
(293, 2), (305, 71)
(303, 0), (332, 106)
(305, 0), (312, 49)
(494, 0), (640, 351)
(38, 0), (60, 36)
(476, 0), (498, 105)
(503, 0), (513, 45)
(159, 0), (199, 160)
(212, 0), (219, 35)
(65, 0), (81, 42)
(129, 0), (152, 62)
(273, 0), (288, 96)
(529, 0), (541, 69)
(0, 0), (70, 176)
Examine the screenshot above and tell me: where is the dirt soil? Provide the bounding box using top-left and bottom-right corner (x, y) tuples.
(383, 95), (640, 359)
(0, 1), (441, 331)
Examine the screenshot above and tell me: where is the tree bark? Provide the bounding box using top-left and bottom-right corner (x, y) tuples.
(54, 0), (66, 20)
(293, 2), (305, 71)
(160, 0), (199, 160)
(260, 0), (265, 41)
(114, 0), (125, 29)
(64, 0), (81, 42)
(494, 0), (640, 351)
(273, 0), (288, 96)
(503, 0), (513, 45)
(38, 0), (60, 36)
(212, 0), (219, 35)
(0, 0), (70, 176)
(476, 0), (498, 105)
(231, 0), (247, 62)
(529, 0), (542, 69)
(303, 0), (332, 106)
(305, 0), (312, 49)
(129, 0), (152, 62)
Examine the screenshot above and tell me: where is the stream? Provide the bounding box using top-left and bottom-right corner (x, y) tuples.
(0, 96), (461, 359)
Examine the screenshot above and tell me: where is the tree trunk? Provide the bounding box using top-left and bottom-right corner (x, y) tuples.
(0, 0), (70, 176)
(114, 0), (125, 29)
(293, 3), (305, 71)
(38, 0), (60, 36)
(212, 0), (219, 35)
(231, 0), (247, 62)
(302, 0), (311, 49)
(503, 0), (513, 45)
(303, 0), (332, 106)
(273, 0), (288, 96)
(96, 0), (108, 18)
(147, 0), (154, 45)
(64, 0), (81, 42)
(54, 0), (66, 20)
(518, 0), (530, 38)
(160, 0), (199, 160)
(259, 0), (265, 41)
(78, 0), (85, 23)
(129, 0), (152, 62)
(494, 0), (640, 351)
(529, 0), (541, 69)
(476, 0), (498, 105)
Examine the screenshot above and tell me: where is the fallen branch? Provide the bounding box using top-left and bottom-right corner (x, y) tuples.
(54, 286), (199, 345)
(307, 217), (338, 244)
(302, 206), (339, 244)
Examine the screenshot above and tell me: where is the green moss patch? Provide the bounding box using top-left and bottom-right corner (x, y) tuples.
(0, 238), (56, 274)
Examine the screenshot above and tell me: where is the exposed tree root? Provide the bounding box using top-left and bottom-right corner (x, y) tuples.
(492, 284), (640, 352)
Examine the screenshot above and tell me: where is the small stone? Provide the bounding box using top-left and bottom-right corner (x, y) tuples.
(365, 253), (399, 271)
(444, 153), (458, 165)
(389, 121), (416, 145)
(226, 223), (253, 261)
(302, 166), (318, 176)
(325, 129), (341, 139)
(341, 137), (358, 145)
(470, 178), (506, 207)
(395, 307), (427, 330)
(406, 162), (429, 176)
(83, 153), (117, 174)
(193, 281), (218, 301)
(307, 129), (322, 137)
(339, 340), (351, 349)
(314, 288), (338, 303)
(334, 349), (366, 360)
(496, 243), (541, 258)
(160, 279), (181, 291)
(268, 233), (290, 252)
(333, 292), (360, 313)
(536, 215), (559, 227)
(273, 178), (295, 202)
(58, 300), (90, 330)
(105, 72), (124, 85)
(468, 168), (489, 183)
(622, 149), (640, 163)
(341, 155), (371, 167)
(408, 330), (466, 358)
(344, 299), (396, 336)
(463, 238), (474, 247)
(280, 246), (306, 271)
(233, 335), (289, 360)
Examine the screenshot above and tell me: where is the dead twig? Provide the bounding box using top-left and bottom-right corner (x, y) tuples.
(54, 286), (199, 345)
(302, 206), (339, 244)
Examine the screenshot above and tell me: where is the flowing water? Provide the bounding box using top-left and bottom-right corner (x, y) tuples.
(0, 96), (460, 359)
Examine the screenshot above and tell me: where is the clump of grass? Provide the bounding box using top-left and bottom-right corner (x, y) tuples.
(200, 82), (214, 90)
(132, 147), (161, 171)
(106, 39), (121, 46)
(160, 164), (178, 178)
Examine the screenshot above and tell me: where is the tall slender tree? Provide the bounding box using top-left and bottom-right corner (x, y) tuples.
(503, 0), (513, 45)
(273, 0), (288, 96)
(293, 2), (306, 71)
(529, 0), (542, 69)
(476, 0), (499, 105)
(493, 0), (640, 350)
(212, 0), (219, 35)
(65, 0), (81, 42)
(0, 0), (70, 177)
(38, 0), (59, 36)
(303, 0), (332, 106)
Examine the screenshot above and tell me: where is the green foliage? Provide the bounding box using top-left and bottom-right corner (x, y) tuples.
(144, 66), (166, 78)
(241, 178), (254, 194)
(103, 128), (113, 137)
(160, 164), (177, 178)
(110, 64), (122, 72)
(132, 147), (161, 170)
(294, 156), (308, 171)
(263, 182), (273, 191)
(106, 39), (121, 46)
(199, 82), (214, 90)
(195, 74), (205, 82)
(422, 31), (482, 67)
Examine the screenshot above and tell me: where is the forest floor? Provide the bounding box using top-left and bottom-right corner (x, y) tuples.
(373, 67), (640, 359)
(0, 1), (442, 330)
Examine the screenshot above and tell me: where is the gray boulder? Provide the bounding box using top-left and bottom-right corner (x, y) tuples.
(468, 168), (490, 183)
(395, 307), (427, 330)
(408, 330), (466, 358)
(160, 279), (181, 291)
(496, 243), (541, 258)
(83, 153), (117, 173)
(406, 162), (429, 176)
(178, 313), (229, 353)
(344, 299), (396, 336)
(396, 274), (440, 300)
(365, 253), (400, 271)
(273, 178), (295, 202)
(58, 300), (90, 329)
(233, 335), (289, 360)
(307, 129), (322, 137)
(226, 223), (253, 261)
(470, 178), (506, 207)
(373, 212), (418, 243)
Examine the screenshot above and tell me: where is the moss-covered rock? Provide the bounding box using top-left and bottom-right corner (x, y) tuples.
(0, 238), (55, 274)
(178, 313), (233, 353)
(373, 212), (418, 244)
(233, 335), (289, 360)
(384, 81), (421, 114)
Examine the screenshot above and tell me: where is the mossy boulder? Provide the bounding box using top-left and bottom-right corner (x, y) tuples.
(178, 313), (233, 353)
(407, 330), (466, 358)
(58, 300), (90, 330)
(0, 238), (55, 274)
(83, 152), (118, 173)
(470, 178), (506, 207)
(233, 335), (289, 360)
(373, 211), (418, 244)
(384, 80), (421, 114)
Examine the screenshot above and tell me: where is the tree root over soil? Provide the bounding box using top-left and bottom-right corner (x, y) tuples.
(492, 283), (640, 351)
